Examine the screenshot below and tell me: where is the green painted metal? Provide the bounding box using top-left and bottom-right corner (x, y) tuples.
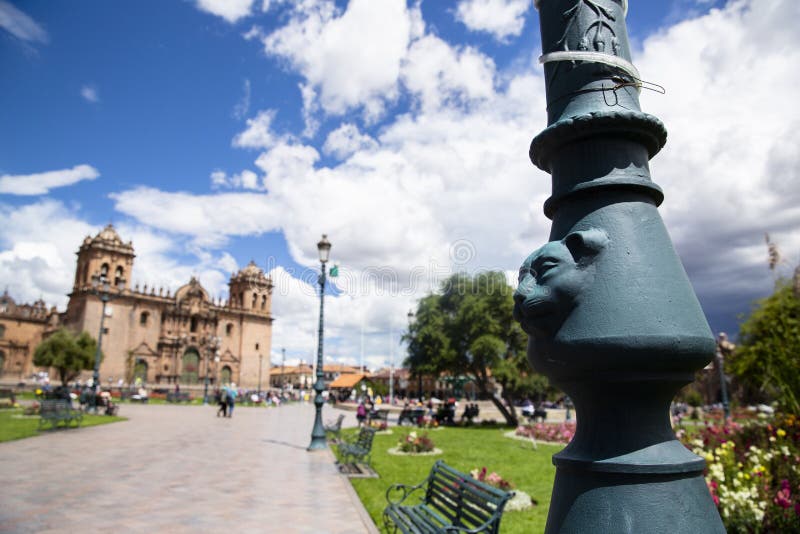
(308, 261), (328, 451)
(513, 1), (724, 531)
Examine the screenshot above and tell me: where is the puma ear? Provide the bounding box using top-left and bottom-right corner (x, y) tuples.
(564, 228), (609, 263)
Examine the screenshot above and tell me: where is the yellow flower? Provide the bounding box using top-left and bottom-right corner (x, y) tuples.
(704, 453), (714, 463)
(776, 429), (786, 438)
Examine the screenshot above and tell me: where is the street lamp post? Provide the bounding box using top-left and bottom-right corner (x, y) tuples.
(203, 336), (220, 405)
(308, 234), (331, 451)
(513, 3), (724, 531)
(89, 272), (125, 413)
(407, 310), (422, 399)
(257, 353), (263, 397)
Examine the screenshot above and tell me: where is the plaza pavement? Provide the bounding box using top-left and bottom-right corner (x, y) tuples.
(0, 402), (378, 534)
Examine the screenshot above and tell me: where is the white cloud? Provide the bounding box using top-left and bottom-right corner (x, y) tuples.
(210, 169), (261, 190)
(232, 78), (251, 119)
(402, 35), (497, 112)
(80, 85), (99, 103)
(258, 0), (413, 117)
(0, 0), (47, 43)
(322, 123), (377, 159)
(0, 200), (94, 307)
(232, 109), (282, 149)
(0, 165), (99, 196)
(195, 0), (255, 23)
(634, 0), (800, 324)
(111, 187), (281, 247)
(454, 0), (530, 41)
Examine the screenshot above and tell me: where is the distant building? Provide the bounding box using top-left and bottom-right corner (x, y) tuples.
(0, 292), (60, 381)
(0, 224), (274, 390)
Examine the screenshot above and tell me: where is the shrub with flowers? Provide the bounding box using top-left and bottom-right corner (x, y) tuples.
(470, 467), (514, 491)
(398, 431), (435, 454)
(515, 422), (576, 444)
(680, 413), (800, 532)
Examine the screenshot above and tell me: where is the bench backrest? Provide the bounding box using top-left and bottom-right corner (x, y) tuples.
(40, 399), (70, 413)
(424, 460), (512, 534)
(355, 427), (376, 449)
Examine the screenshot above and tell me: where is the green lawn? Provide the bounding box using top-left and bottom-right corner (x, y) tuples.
(0, 408), (126, 443)
(338, 426), (560, 533)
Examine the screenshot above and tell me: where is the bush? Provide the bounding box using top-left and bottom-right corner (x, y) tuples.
(397, 431), (435, 453)
(681, 414), (800, 531)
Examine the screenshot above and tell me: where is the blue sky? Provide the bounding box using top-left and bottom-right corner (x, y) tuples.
(1, 0), (798, 370)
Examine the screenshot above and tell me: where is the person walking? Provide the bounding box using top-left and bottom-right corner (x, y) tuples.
(216, 387), (227, 417)
(356, 400), (367, 427)
(226, 383), (238, 418)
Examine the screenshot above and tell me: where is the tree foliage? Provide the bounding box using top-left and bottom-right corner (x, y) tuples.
(731, 280), (800, 413)
(33, 328), (100, 386)
(404, 272), (552, 425)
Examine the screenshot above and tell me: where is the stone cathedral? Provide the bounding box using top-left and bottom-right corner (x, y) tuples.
(0, 224), (273, 390)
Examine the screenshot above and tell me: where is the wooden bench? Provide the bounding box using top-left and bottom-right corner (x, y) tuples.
(337, 426), (376, 467)
(383, 460), (513, 534)
(324, 414), (345, 440)
(397, 407), (426, 426)
(38, 399), (83, 429)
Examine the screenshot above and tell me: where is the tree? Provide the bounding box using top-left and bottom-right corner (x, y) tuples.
(33, 328), (101, 386)
(730, 280), (800, 413)
(404, 271), (553, 426)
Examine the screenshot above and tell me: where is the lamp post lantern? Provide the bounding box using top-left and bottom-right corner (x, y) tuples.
(513, 2), (724, 531)
(308, 234), (331, 451)
(89, 272), (125, 412)
(203, 335), (220, 405)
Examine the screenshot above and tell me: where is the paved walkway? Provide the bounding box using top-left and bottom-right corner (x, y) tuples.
(0, 403), (377, 533)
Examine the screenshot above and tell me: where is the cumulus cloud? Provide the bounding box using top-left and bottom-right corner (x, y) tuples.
(256, 0), (413, 118)
(232, 109), (282, 149)
(210, 169), (262, 190)
(402, 35), (497, 112)
(634, 0), (800, 329)
(111, 187), (281, 247)
(322, 123), (377, 159)
(80, 85), (99, 103)
(0, 165), (99, 196)
(0, 0), (47, 43)
(195, 0), (255, 23)
(454, 0), (530, 41)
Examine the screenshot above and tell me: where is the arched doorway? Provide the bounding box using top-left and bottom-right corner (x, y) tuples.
(181, 348), (200, 384)
(220, 365), (232, 385)
(133, 359), (148, 384)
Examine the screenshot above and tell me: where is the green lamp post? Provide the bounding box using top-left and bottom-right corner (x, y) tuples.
(513, 1), (724, 531)
(308, 234), (331, 451)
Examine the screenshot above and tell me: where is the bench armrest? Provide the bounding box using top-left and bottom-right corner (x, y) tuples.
(385, 481), (425, 505)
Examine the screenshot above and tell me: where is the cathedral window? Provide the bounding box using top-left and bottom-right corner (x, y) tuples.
(261, 294), (267, 310)
(140, 311), (149, 326)
(190, 316), (198, 333)
(100, 263), (110, 279)
(252, 293), (257, 308)
(255, 343), (259, 350)
(115, 266), (124, 287)
(226, 323), (233, 336)
(0, 324), (5, 338)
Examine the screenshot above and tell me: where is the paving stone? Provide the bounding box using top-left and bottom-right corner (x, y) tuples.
(0, 403), (376, 533)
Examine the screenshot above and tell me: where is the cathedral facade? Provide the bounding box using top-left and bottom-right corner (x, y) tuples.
(0, 225), (273, 390)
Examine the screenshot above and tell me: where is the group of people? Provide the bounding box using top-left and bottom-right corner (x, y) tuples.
(215, 383), (238, 417)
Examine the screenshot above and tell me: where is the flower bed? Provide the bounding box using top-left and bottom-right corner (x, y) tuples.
(679, 413), (800, 531)
(515, 422), (575, 444)
(397, 431), (435, 453)
(469, 466), (536, 512)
